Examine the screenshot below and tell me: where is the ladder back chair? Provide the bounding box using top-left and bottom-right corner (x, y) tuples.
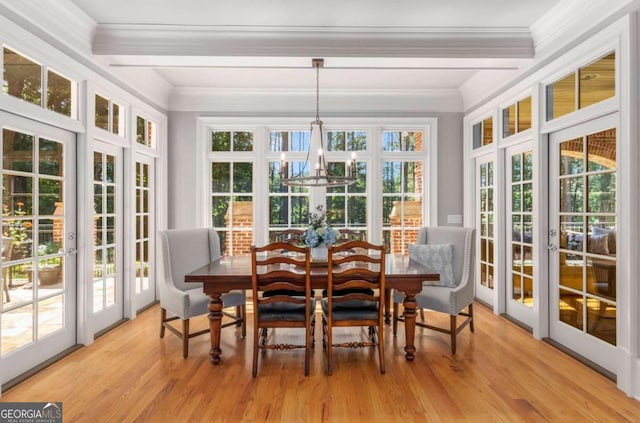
(323, 240), (386, 375)
(251, 242), (314, 376)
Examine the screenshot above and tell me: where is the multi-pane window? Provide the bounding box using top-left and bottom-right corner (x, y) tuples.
(546, 52), (615, 121)
(325, 131), (368, 235)
(135, 162), (150, 294)
(136, 116), (157, 149)
(381, 130), (424, 254)
(3, 46), (75, 118)
(472, 117), (493, 149)
(94, 94), (124, 136)
(268, 131), (309, 239)
(511, 151), (534, 306)
(557, 129), (617, 345)
(503, 96), (532, 138)
(479, 161), (495, 289)
(1, 128), (67, 353)
(210, 130), (254, 255)
(93, 152), (117, 311)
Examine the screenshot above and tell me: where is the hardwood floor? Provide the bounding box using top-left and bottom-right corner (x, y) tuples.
(2, 302), (639, 422)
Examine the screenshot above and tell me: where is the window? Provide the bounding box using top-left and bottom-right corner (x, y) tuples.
(510, 151), (534, 305)
(136, 115), (157, 148)
(206, 122), (431, 256)
(135, 161), (150, 294)
(3, 46), (76, 118)
(381, 130), (424, 254)
(212, 130), (253, 152)
(323, 130), (368, 235)
(209, 130), (255, 255)
(546, 52), (615, 121)
(268, 130), (310, 239)
(479, 161), (495, 289)
(502, 96), (532, 138)
(94, 94), (124, 136)
(472, 117), (493, 149)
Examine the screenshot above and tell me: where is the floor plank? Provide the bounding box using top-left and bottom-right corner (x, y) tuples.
(1, 302), (639, 422)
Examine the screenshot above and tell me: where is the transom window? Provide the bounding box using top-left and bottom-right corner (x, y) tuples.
(94, 94), (124, 136)
(136, 115), (157, 149)
(502, 96), (532, 138)
(472, 117), (493, 149)
(546, 52), (615, 121)
(3, 46), (76, 119)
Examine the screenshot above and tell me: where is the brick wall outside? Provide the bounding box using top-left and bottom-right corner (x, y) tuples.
(226, 201), (253, 256)
(389, 200), (422, 254)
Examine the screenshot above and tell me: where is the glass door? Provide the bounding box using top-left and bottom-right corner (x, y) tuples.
(475, 157), (495, 305)
(91, 142), (123, 333)
(0, 112), (76, 384)
(506, 144), (535, 326)
(548, 114), (617, 374)
(134, 155), (155, 309)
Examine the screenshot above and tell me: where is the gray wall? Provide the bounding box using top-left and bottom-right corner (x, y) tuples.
(167, 111), (463, 229)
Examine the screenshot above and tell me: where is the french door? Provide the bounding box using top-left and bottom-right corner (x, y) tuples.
(91, 142), (124, 333)
(548, 113), (617, 374)
(505, 143), (535, 326)
(134, 155), (155, 309)
(0, 112), (76, 384)
(475, 156), (495, 305)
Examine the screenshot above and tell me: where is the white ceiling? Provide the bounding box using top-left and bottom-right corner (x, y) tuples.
(68, 0), (564, 95)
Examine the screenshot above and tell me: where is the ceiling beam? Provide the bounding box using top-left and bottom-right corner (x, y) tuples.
(93, 24), (535, 59)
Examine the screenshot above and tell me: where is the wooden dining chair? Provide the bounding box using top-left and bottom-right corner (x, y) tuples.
(336, 228), (366, 243)
(272, 228), (306, 244)
(251, 241), (314, 376)
(322, 240), (386, 375)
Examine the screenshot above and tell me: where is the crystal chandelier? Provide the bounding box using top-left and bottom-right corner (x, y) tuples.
(280, 58), (358, 188)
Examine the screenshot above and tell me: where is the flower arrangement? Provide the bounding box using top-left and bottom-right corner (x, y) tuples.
(304, 206), (337, 248)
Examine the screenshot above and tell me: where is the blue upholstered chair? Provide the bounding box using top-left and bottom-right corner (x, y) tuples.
(159, 228), (246, 358)
(393, 226), (475, 354)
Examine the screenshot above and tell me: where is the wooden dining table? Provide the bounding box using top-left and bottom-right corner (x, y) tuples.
(185, 254), (438, 364)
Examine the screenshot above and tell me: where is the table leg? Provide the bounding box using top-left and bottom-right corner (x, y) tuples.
(402, 292), (418, 361)
(207, 292), (224, 364)
(384, 288), (391, 324)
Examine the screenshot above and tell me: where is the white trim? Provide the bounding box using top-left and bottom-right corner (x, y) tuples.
(171, 88), (463, 113)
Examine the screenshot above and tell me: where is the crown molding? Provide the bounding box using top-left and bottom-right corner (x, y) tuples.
(93, 24), (534, 59)
(531, 0), (634, 56)
(170, 87), (463, 113)
(0, 0), (96, 56)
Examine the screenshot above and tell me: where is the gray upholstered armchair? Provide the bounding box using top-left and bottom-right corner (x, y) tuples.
(159, 228), (246, 358)
(393, 226), (475, 354)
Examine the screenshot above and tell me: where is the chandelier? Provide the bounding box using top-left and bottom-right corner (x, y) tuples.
(280, 58), (358, 188)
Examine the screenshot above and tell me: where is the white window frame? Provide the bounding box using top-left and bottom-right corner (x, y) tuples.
(196, 117), (438, 249)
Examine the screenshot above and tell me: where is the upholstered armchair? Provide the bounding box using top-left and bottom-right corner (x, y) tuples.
(393, 226), (475, 354)
(159, 228), (246, 358)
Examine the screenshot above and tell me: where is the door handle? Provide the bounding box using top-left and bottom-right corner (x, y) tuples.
(547, 244), (558, 252)
(66, 248), (78, 256)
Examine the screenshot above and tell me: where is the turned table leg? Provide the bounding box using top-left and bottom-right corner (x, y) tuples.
(207, 293), (224, 364)
(402, 292), (418, 361)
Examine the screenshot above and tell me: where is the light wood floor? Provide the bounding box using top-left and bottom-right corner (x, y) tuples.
(2, 302), (639, 422)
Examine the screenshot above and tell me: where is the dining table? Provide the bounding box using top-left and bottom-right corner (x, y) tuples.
(185, 253), (438, 364)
